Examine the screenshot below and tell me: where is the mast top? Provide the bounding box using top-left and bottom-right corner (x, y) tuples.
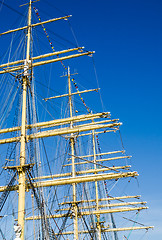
(19, 0), (39, 7)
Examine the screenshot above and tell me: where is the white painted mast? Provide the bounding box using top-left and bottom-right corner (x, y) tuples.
(68, 66), (79, 239)
(17, 0), (31, 239)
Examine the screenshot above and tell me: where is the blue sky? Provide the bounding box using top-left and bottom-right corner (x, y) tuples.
(0, 0), (161, 239)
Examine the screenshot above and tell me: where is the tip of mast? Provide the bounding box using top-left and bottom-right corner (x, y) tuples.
(19, 0), (40, 7)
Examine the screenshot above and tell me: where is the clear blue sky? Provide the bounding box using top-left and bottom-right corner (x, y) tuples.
(0, 0), (161, 239)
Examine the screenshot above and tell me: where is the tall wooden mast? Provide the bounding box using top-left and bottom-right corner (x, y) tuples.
(68, 66), (79, 239)
(18, 1), (31, 239)
(92, 129), (102, 240)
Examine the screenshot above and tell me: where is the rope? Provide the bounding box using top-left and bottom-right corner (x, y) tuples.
(0, 82), (18, 128)
(27, 87), (35, 163)
(119, 129), (125, 150)
(0, 228), (6, 240)
(68, 21), (80, 48)
(92, 56), (105, 112)
(77, 204), (95, 239)
(33, 6), (67, 70)
(126, 212), (139, 239)
(71, 78), (91, 113)
(81, 183), (97, 238)
(0, 0), (24, 17)
(26, 170), (67, 240)
(0, 172), (17, 213)
(4, 86), (21, 173)
(57, 204), (72, 240)
(96, 134), (119, 240)
(27, 170), (56, 240)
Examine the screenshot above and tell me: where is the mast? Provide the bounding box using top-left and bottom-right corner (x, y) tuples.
(92, 130), (102, 240)
(68, 66), (79, 240)
(18, 1), (31, 239)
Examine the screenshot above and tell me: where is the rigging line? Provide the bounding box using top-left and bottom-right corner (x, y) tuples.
(0, 81), (16, 119)
(43, 200), (66, 240)
(35, 78), (65, 95)
(96, 133), (122, 173)
(32, 16), (73, 51)
(33, 7), (55, 53)
(10, 35), (26, 66)
(74, 138), (96, 238)
(33, 6), (67, 70)
(27, 88), (35, 162)
(31, 31), (63, 117)
(0, 227), (6, 240)
(0, 84), (19, 129)
(36, 23), (77, 49)
(108, 179), (119, 194)
(102, 230), (110, 240)
(27, 75), (58, 115)
(23, 229), (40, 240)
(0, 0), (4, 11)
(48, 145), (70, 229)
(34, 92), (57, 118)
(47, 27), (78, 48)
(1, 143), (19, 176)
(122, 216), (145, 227)
(0, 178), (118, 219)
(43, 0), (68, 16)
(57, 204), (73, 240)
(33, 87), (61, 114)
(119, 129), (125, 150)
(5, 81), (20, 160)
(46, 66), (53, 114)
(49, 144), (70, 211)
(35, 91), (76, 139)
(74, 148), (96, 234)
(25, 105), (69, 176)
(0, 25), (25, 61)
(80, 182), (96, 235)
(26, 143), (34, 165)
(26, 171), (47, 239)
(138, 231), (148, 240)
(92, 56), (105, 112)
(69, 154), (120, 173)
(7, 29), (14, 64)
(30, 151), (68, 176)
(72, 78), (91, 113)
(6, 86), (21, 162)
(0, 0), (24, 17)
(96, 134), (119, 240)
(0, 6), (27, 61)
(33, 89), (68, 215)
(41, 138), (53, 176)
(27, 170), (58, 240)
(30, 138), (93, 178)
(0, 66), (17, 78)
(77, 204), (94, 239)
(34, 6), (80, 49)
(43, 0), (93, 52)
(0, 171), (17, 213)
(126, 212), (139, 239)
(36, 79), (96, 114)
(67, 20), (80, 48)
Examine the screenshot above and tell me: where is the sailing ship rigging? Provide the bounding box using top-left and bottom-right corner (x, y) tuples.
(0, 1), (153, 240)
